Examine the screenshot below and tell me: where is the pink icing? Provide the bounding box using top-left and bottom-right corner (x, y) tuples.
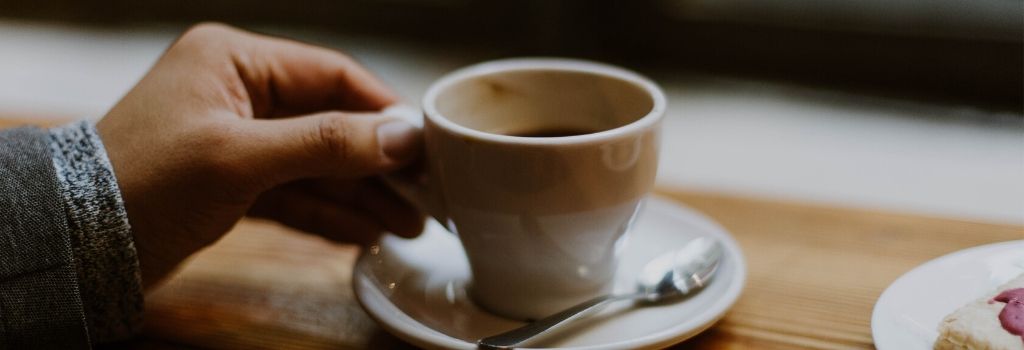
(993, 288), (1024, 343)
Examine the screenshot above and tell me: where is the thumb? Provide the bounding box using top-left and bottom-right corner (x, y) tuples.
(242, 111), (421, 184)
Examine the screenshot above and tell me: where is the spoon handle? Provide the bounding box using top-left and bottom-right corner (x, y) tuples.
(477, 292), (644, 349)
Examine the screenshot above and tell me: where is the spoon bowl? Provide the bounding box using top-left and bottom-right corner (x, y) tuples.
(638, 237), (723, 303)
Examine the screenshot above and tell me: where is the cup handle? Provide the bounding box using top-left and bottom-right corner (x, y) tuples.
(380, 104), (451, 232)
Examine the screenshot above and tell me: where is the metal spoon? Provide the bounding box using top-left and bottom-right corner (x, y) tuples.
(477, 237), (724, 349)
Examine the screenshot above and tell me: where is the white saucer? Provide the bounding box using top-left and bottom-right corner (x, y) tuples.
(353, 196), (746, 349)
(872, 240), (1024, 350)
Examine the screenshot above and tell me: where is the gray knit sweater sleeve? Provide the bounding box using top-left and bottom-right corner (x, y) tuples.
(48, 120), (144, 343)
(1, 125), (91, 348)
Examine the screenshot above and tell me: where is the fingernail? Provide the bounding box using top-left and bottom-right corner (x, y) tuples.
(377, 120), (421, 161)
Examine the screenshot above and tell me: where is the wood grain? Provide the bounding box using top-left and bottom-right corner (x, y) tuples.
(140, 220), (412, 350)
(2, 118), (1021, 349)
(661, 191), (1022, 350)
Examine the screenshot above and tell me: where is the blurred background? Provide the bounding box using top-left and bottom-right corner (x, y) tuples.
(1, 0), (1022, 224)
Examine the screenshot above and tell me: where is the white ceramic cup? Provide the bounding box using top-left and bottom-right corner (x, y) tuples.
(386, 58), (665, 320)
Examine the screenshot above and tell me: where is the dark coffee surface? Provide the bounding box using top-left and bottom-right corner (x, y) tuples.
(507, 127), (596, 137)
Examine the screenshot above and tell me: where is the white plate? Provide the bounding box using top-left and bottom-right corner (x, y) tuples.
(872, 240), (1024, 349)
(353, 196), (747, 349)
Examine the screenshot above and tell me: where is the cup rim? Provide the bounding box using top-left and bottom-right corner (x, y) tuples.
(422, 58), (666, 145)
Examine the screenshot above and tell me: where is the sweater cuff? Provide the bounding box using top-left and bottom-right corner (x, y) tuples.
(48, 120), (143, 343)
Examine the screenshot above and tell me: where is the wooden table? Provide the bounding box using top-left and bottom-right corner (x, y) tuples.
(3, 119), (1021, 349)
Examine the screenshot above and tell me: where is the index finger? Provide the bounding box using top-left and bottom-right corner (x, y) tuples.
(222, 25), (399, 117)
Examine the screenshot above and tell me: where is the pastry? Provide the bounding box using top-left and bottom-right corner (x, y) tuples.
(935, 274), (1024, 350)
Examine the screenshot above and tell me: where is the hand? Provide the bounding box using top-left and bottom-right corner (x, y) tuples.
(97, 23), (424, 289)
